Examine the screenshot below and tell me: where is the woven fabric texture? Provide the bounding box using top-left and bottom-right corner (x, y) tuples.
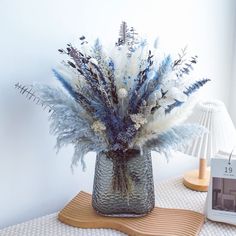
(1, 177), (236, 236)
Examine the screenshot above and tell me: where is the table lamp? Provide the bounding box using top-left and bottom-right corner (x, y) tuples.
(183, 99), (236, 191)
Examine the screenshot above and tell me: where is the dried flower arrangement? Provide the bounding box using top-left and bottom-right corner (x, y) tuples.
(16, 22), (209, 196)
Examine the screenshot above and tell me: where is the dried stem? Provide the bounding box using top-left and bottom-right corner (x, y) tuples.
(15, 83), (53, 113)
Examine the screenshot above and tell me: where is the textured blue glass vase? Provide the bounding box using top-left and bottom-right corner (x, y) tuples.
(92, 149), (155, 217)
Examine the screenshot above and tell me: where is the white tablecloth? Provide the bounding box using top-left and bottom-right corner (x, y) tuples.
(1, 177), (236, 236)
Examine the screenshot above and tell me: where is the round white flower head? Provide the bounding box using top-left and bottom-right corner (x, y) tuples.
(91, 121), (106, 133)
(118, 88), (128, 99)
(89, 58), (98, 65)
(130, 113), (147, 130)
(154, 90), (162, 99)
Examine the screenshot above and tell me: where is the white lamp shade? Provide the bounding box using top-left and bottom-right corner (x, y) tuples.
(184, 99), (236, 160)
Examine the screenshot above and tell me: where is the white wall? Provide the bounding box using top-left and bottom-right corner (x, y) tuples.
(229, 5), (236, 125)
(0, 0), (236, 229)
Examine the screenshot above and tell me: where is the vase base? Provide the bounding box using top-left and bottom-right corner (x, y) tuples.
(94, 210), (149, 218)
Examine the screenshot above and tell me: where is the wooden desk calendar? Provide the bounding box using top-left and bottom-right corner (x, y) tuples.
(58, 191), (205, 236)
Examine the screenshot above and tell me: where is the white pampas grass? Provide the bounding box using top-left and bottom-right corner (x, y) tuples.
(133, 95), (199, 148)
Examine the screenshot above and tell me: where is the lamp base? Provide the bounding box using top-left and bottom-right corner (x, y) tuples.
(183, 168), (210, 192)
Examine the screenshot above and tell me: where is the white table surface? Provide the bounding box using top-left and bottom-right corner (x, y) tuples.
(1, 177), (236, 236)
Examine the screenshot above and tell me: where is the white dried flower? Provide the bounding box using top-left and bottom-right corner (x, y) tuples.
(142, 100), (147, 106)
(158, 97), (175, 108)
(91, 121), (106, 133)
(166, 87), (187, 102)
(130, 113), (147, 130)
(155, 90), (162, 99)
(148, 91), (162, 107)
(118, 88), (128, 99)
(89, 58), (98, 65)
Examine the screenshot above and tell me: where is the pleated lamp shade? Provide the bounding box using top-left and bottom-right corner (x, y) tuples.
(183, 99), (236, 191)
(184, 99), (236, 160)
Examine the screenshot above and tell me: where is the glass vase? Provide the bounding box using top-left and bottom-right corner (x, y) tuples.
(92, 148), (155, 217)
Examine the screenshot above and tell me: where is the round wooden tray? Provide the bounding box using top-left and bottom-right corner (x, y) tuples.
(58, 191), (205, 236)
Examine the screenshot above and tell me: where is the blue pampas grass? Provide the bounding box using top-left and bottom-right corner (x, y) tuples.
(52, 69), (78, 100)
(92, 38), (103, 63)
(33, 85), (108, 170)
(146, 55), (172, 94)
(94, 38), (102, 52)
(132, 55), (172, 113)
(158, 55), (172, 77)
(52, 69), (97, 115)
(145, 124), (207, 154)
